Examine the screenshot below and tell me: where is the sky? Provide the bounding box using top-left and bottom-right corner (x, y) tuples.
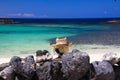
(0, 0), (120, 18)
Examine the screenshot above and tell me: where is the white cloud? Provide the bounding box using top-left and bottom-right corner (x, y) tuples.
(8, 13), (22, 16)
(22, 13), (35, 17)
(7, 13), (36, 17)
(7, 13), (48, 18)
(0, 16), (6, 18)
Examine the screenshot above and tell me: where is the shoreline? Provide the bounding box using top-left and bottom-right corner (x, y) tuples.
(0, 52), (119, 63)
(1, 44), (120, 63)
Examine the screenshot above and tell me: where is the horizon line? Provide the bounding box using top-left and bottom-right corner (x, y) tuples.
(0, 17), (120, 19)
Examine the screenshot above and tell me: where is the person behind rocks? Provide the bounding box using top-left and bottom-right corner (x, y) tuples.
(50, 37), (73, 58)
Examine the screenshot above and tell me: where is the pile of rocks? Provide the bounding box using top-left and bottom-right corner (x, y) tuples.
(0, 49), (120, 80)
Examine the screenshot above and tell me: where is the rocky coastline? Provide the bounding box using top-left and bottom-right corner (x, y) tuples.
(0, 49), (120, 80)
(101, 20), (120, 24)
(0, 18), (14, 24)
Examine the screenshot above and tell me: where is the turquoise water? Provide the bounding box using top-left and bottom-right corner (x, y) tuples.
(0, 24), (116, 56)
(0, 24), (76, 56)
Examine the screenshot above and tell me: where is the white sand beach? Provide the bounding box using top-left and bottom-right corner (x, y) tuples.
(1, 46), (120, 64)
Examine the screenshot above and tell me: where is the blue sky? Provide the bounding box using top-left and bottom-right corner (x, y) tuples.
(0, 0), (120, 18)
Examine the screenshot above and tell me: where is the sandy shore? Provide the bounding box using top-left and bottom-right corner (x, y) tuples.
(88, 49), (120, 62)
(0, 53), (110, 64)
(0, 54), (36, 64)
(1, 44), (120, 63)
(0, 48), (120, 64)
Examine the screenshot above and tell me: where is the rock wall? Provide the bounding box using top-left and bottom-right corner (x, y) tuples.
(0, 49), (120, 80)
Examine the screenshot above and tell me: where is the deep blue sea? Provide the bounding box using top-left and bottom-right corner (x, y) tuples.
(0, 18), (120, 56)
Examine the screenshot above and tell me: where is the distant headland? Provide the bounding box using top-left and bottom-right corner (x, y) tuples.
(0, 18), (14, 24)
(101, 19), (120, 24)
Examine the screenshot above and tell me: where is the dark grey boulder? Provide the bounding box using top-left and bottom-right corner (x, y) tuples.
(36, 61), (52, 80)
(16, 55), (36, 80)
(0, 77), (4, 80)
(9, 56), (22, 71)
(0, 66), (15, 80)
(61, 49), (90, 80)
(36, 50), (52, 63)
(51, 61), (63, 80)
(0, 63), (9, 71)
(36, 60), (63, 80)
(113, 61), (120, 80)
(91, 61), (115, 80)
(9, 56), (36, 80)
(90, 63), (96, 80)
(22, 55), (36, 75)
(36, 50), (43, 56)
(113, 65), (120, 80)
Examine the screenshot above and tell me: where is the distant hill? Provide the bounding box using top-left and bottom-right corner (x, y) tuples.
(101, 20), (120, 24)
(0, 18), (14, 24)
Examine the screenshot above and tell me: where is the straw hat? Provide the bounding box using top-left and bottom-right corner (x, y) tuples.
(55, 37), (67, 45)
(50, 37), (69, 47)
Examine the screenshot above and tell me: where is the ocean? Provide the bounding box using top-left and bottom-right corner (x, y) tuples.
(0, 18), (120, 57)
